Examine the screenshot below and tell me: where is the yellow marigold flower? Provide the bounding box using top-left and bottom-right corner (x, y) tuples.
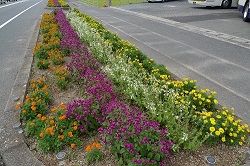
(210, 127), (215, 132)
(233, 133), (237, 137)
(216, 115), (221, 119)
(231, 139), (234, 143)
(22, 110), (26, 114)
(214, 99), (218, 104)
(221, 137), (226, 142)
(229, 133), (233, 136)
(239, 142), (243, 146)
(211, 121), (216, 125)
(215, 131), (220, 136)
(30, 122), (35, 126)
(219, 128), (224, 134)
(241, 136), (245, 141)
(210, 118), (215, 122)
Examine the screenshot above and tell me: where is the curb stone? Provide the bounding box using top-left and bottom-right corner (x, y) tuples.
(0, 16), (44, 166)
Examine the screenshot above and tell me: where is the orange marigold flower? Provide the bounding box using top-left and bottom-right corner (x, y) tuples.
(45, 128), (51, 133)
(50, 120), (54, 125)
(31, 106), (36, 111)
(71, 143), (76, 149)
(50, 131), (54, 136)
(41, 86), (47, 91)
(59, 115), (66, 121)
(68, 132), (73, 137)
(95, 143), (101, 148)
(60, 129), (63, 133)
(31, 83), (36, 89)
(22, 110), (26, 114)
(92, 142), (97, 147)
(40, 77), (45, 82)
(39, 132), (44, 138)
(51, 108), (57, 112)
(37, 114), (42, 118)
(41, 116), (46, 121)
(73, 126), (77, 130)
(15, 105), (19, 109)
(45, 92), (49, 95)
(31, 102), (36, 106)
(59, 103), (66, 109)
(86, 145), (92, 152)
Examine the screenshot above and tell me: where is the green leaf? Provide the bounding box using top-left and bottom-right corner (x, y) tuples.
(120, 148), (125, 154)
(148, 152), (153, 158)
(154, 153), (161, 161)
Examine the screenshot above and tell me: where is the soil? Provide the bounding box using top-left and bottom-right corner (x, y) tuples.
(23, 26), (250, 166)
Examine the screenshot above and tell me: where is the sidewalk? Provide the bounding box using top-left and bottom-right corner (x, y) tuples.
(0, 15), (44, 166)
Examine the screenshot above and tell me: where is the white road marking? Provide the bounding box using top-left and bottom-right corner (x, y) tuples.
(0, 0), (29, 9)
(0, 0), (43, 29)
(111, 7), (250, 49)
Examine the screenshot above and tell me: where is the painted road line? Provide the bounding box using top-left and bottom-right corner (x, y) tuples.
(112, 7), (250, 50)
(0, 0), (43, 29)
(0, 0), (29, 9)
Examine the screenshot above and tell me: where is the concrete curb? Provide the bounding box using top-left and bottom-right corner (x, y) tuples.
(0, 16), (44, 166)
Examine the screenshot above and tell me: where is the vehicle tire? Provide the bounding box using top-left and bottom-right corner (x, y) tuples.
(243, 1), (250, 22)
(221, 0), (232, 8)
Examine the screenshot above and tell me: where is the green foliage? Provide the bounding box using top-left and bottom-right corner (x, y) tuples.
(86, 147), (104, 164)
(37, 59), (50, 69)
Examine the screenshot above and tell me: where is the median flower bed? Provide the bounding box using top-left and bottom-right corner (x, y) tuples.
(47, 0), (69, 7)
(17, 7), (250, 165)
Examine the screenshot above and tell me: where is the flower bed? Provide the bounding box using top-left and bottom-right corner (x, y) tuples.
(16, 7), (250, 166)
(47, 0), (70, 8)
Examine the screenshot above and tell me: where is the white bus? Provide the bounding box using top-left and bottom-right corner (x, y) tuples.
(238, 0), (250, 21)
(188, 0), (237, 8)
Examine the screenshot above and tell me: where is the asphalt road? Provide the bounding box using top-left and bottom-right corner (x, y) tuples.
(0, 0), (46, 112)
(71, 0), (250, 124)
